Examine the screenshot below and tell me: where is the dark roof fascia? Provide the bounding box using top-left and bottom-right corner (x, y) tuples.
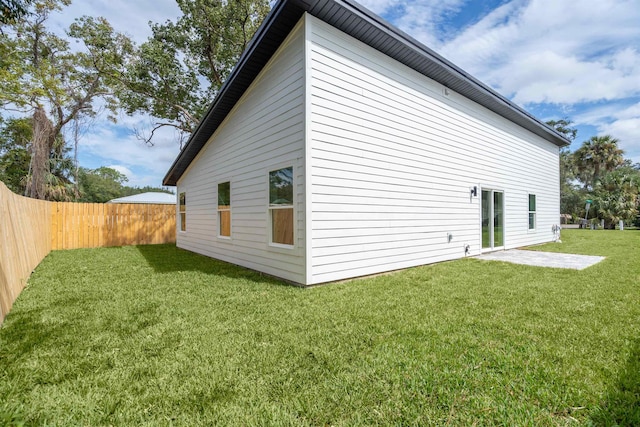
(163, 0), (569, 186)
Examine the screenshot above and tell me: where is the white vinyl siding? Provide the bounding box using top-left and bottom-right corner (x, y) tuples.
(306, 15), (559, 284)
(175, 19), (306, 284)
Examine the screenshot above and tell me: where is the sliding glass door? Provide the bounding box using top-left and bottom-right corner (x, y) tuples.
(482, 189), (504, 250)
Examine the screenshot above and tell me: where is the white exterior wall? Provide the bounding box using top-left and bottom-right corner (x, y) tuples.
(306, 15), (560, 284)
(174, 13), (561, 286)
(176, 20), (306, 284)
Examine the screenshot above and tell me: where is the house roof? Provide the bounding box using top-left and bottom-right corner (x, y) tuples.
(107, 192), (176, 204)
(163, 0), (570, 186)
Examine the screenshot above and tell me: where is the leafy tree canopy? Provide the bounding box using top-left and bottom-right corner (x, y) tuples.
(77, 166), (127, 202)
(0, 117), (31, 193)
(546, 118), (578, 142)
(592, 166), (640, 228)
(0, 0), (31, 24)
(573, 135), (625, 190)
(0, 116), (75, 199)
(116, 0), (270, 146)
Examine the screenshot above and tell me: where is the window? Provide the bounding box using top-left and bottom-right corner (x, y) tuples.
(179, 192), (186, 231)
(269, 167), (294, 246)
(218, 182), (231, 237)
(528, 194), (536, 230)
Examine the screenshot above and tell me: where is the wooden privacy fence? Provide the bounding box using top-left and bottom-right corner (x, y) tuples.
(1, 181), (176, 322)
(1, 182), (52, 323)
(51, 202), (175, 249)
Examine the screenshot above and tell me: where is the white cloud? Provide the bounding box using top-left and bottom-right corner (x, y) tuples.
(357, 0), (398, 14)
(435, 0), (640, 105)
(589, 103), (640, 163)
(500, 49), (640, 105)
(107, 164), (133, 179)
(76, 113), (181, 188)
(574, 101), (640, 125)
(570, 101), (640, 162)
(600, 118), (640, 162)
(437, 1), (522, 59)
(354, 0), (472, 47)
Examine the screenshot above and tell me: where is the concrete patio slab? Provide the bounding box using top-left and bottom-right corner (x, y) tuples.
(475, 249), (605, 270)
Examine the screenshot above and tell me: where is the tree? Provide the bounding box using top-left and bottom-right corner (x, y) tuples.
(0, 116), (76, 199)
(567, 134), (639, 228)
(546, 118), (578, 142)
(546, 118), (584, 219)
(117, 0), (270, 146)
(77, 166), (128, 202)
(592, 166), (640, 229)
(0, 117), (30, 193)
(0, 0), (31, 24)
(0, 0), (134, 200)
(573, 135), (625, 190)
(121, 185), (173, 197)
(546, 118), (577, 189)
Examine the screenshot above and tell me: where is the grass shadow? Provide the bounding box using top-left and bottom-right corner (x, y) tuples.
(0, 306), (60, 362)
(135, 244), (293, 287)
(590, 337), (640, 425)
(0, 306), (78, 424)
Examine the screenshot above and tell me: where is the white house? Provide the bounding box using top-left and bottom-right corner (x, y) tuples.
(163, 0), (569, 286)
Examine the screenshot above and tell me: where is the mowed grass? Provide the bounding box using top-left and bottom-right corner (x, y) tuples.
(0, 230), (639, 426)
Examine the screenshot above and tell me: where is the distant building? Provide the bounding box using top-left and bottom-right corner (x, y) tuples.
(107, 192), (175, 205)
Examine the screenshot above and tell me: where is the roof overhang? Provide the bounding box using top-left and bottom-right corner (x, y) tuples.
(163, 0), (570, 186)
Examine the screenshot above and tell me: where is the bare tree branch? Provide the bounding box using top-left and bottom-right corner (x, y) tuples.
(134, 121), (191, 148)
(173, 103), (197, 125)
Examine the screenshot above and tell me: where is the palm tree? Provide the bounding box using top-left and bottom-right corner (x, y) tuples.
(573, 135), (625, 189)
(593, 166), (640, 229)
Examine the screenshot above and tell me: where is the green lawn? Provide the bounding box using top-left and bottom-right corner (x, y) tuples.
(1, 230), (639, 426)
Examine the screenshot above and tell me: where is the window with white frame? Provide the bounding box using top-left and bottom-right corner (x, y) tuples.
(528, 194), (536, 230)
(179, 192), (186, 231)
(269, 167), (294, 246)
(218, 181), (231, 237)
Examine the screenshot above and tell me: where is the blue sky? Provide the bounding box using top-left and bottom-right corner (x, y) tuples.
(50, 0), (640, 187)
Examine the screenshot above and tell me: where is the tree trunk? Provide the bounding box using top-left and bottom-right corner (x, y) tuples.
(28, 107), (55, 200)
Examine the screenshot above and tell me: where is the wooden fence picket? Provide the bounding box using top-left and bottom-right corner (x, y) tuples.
(50, 201), (175, 250)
